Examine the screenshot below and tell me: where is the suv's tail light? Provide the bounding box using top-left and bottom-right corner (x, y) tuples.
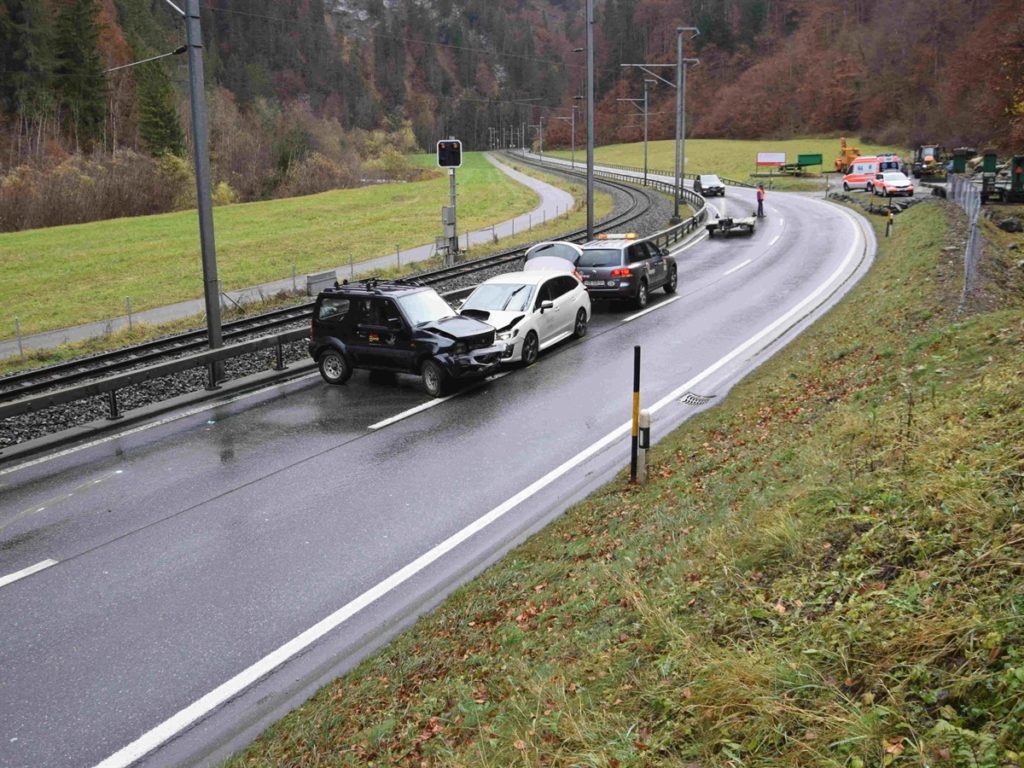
(611, 267), (633, 278)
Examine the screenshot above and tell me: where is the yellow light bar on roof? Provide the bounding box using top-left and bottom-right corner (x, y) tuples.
(597, 232), (638, 240)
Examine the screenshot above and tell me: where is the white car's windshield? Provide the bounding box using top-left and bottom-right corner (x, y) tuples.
(700, 175), (721, 185)
(883, 172), (907, 182)
(463, 283), (534, 313)
(397, 290), (456, 325)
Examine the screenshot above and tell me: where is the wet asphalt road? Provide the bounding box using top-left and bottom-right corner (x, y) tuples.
(0, 189), (875, 768)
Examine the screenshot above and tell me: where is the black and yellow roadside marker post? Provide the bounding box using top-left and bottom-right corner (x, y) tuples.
(631, 345), (648, 483)
(885, 205), (894, 238)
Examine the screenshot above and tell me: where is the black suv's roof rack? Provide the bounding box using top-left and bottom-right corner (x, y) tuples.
(330, 276), (427, 293)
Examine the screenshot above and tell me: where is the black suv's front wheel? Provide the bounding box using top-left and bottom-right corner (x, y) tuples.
(318, 349), (352, 385)
(421, 359), (449, 397)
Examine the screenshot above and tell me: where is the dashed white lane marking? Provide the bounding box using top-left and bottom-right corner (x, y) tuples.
(723, 259), (752, 276)
(2, 471), (123, 534)
(92, 204), (866, 768)
(0, 559), (58, 590)
(621, 295), (681, 324)
(368, 372), (511, 430)
(770, 235), (780, 246)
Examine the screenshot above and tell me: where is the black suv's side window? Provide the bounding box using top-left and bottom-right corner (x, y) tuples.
(381, 299), (404, 328)
(318, 297), (350, 320)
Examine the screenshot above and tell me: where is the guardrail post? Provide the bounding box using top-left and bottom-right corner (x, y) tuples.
(207, 361), (220, 390)
(15, 318), (24, 360)
(107, 390), (122, 420)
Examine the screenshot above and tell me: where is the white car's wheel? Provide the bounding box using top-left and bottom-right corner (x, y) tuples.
(573, 308), (588, 339)
(521, 331), (539, 366)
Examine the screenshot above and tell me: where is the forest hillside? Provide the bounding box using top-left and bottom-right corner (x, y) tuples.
(1, 0), (1021, 230)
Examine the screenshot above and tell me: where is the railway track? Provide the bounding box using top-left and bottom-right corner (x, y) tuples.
(0, 160), (662, 409)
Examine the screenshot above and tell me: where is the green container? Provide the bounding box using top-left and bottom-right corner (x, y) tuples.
(797, 153), (823, 167)
(982, 151), (998, 174)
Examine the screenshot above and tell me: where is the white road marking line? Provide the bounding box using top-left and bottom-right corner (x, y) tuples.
(0, 373), (320, 477)
(723, 259), (752, 276)
(367, 372), (511, 430)
(0, 559), (58, 589)
(92, 205), (866, 768)
(621, 295), (681, 324)
(770, 235), (780, 246)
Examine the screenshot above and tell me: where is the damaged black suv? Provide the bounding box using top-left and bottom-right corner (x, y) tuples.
(308, 278), (505, 396)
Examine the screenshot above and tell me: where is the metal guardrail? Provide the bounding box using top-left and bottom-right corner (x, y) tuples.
(0, 329), (309, 422)
(513, 155), (710, 252)
(566, 158), (754, 189)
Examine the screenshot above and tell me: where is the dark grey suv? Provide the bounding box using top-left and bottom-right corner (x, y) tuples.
(694, 173), (726, 196)
(309, 279), (504, 396)
(577, 234), (678, 309)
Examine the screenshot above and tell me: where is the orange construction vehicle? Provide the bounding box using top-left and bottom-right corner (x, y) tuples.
(834, 137), (860, 174)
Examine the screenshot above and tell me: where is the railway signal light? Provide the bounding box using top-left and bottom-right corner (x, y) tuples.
(437, 139), (462, 168)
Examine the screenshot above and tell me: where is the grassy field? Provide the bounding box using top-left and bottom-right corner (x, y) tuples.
(0, 152), (550, 339)
(225, 200), (1024, 766)
(548, 136), (904, 191)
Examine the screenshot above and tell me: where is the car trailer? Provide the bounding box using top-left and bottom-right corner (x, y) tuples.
(706, 215), (757, 237)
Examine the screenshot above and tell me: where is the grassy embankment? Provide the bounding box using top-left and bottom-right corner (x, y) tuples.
(548, 136), (903, 192)
(0, 153), (612, 373)
(226, 199), (1024, 766)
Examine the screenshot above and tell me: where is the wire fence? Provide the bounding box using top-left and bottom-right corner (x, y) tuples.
(945, 175), (983, 311)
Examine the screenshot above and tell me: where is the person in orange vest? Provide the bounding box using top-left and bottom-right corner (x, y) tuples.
(756, 184), (766, 217)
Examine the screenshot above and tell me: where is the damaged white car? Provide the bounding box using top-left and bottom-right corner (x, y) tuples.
(459, 270), (591, 366)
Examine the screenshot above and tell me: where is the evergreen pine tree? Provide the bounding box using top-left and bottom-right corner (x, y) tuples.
(136, 62), (184, 157)
(53, 0), (107, 149)
(0, 0), (55, 139)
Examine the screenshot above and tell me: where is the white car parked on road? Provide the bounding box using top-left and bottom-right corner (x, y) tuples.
(459, 270), (591, 365)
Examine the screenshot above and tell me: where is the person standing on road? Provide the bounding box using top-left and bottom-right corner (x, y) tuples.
(756, 184), (766, 218)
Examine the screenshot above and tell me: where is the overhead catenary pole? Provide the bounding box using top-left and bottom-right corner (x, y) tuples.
(673, 26), (700, 223)
(184, 0), (222, 351)
(585, 0), (595, 239)
(644, 79), (652, 184)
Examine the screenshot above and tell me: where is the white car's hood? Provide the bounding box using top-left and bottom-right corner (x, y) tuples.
(461, 308), (527, 332)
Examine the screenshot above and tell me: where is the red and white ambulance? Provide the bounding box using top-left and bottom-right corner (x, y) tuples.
(842, 154), (902, 191)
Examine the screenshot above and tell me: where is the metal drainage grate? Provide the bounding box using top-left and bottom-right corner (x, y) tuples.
(679, 391), (716, 406)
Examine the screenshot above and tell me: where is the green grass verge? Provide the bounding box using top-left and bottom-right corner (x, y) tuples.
(548, 136), (904, 192)
(224, 201), (1024, 767)
(0, 152), (548, 339)
(0, 160), (614, 375)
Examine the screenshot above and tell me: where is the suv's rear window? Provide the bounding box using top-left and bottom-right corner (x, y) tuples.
(579, 248), (623, 267)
